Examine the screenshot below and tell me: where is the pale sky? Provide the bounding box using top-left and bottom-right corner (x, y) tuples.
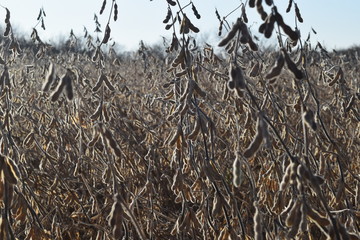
(1, 0), (359, 51)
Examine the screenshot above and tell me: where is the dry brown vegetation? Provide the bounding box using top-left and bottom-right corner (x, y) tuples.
(0, 0), (359, 239)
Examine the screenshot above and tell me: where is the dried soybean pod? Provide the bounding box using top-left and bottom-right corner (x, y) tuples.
(243, 114), (264, 158)
(176, 12), (181, 23)
(102, 104), (110, 122)
(282, 48), (304, 79)
(50, 75), (66, 102)
(193, 80), (206, 97)
(169, 33), (179, 51)
(166, 0), (176, 6)
(334, 180), (345, 204)
(285, 199), (301, 227)
(175, 68), (187, 78)
(261, 118), (271, 148)
(281, 24), (299, 41)
(5, 8), (10, 24)
(4, 23), (11, 37)
(248, 37), (258, 51)
(3, 156), (20, 185)
(37, 9), (42, 20)
(305, 204), (330, 226)
(172, 48), (185, 67)
(179, 103), (189, 118)
(92, 46), (100, 62)
(1, 67), (10, 87)
(222, 82), (229, 100)
(103, 75), (115, 91)
(225, 40), (235, 54)
(163, 89), (174, 100)
(299, 204), (308, 234)
(114, 3), (118, 21)
(264, 15), (276, 38)
(265, 53), (285, 79)
(23, 131), (35, 147)
(0, 154), (4, 170)
(188, 19), (200, 33)
(215, 9), (221, 24)
(249, 62), (260, 77)
(187, 118), (200, 140)
(212, 192), (224, 218)
(348, 232), (360, 240)
(280, 198), (295, 219)
(165, 24), (172, 30)
(264, 24), (274, 39)
(345, 95), (355, 112)
(337, 222), (351, 240)
(294, 4), (303, 23)
(259, 22), (267, 34)
(218, 18), (241, 47)
(14, 194), (28, 223)
(218, 20), (223, 36)
(228, 65), (236, 90)
(93, 74), (105, 92)
(303, 109), (317, 131)
(179, 15), (189, 34)
(63, 71), (74, 100)
(265, 0), (273, 6)
(103, 128), (122, 157)
(233, 155), (242, 187)
(287, 202), (303, 238)
(191, 3), (201, 19)
(249, 0), (256, 8)
(227, 65), (236, 90)
(286, 0), (293, 12)
(241, 5), (248, 23)
(273, 9), (284, 24)
(312, 175), (325, 185)
(257, 6), (268, 20)
(255, 0), (262, 7)
(42, 62), (55, 92)
(253, 201), (263, 240)
(256, 0), (268, 20)
(100, 0), (106, 15)
(102, 24), (111, 44)
(179, 78), (194, 102)
(279, 163), (293, 191)
(218, 228), (230, 240)
(0, 215), (5, 239)
(274, 10), (299, 41)
(297, 164), (312, 182)
(231, 62), (246, 90)
(178, 210), (191, 232)
(168, 125), (181, 146)
(64, 78), (73, 100)
(163, 8), (172, 23)
(90, 102), (103, 120)
(329, 67), (343, 86)
(239, 22), (250, 44)
(108, 194), (124, 239)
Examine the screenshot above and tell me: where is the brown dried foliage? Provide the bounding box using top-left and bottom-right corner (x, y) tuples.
(0, 2), (358, 240)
